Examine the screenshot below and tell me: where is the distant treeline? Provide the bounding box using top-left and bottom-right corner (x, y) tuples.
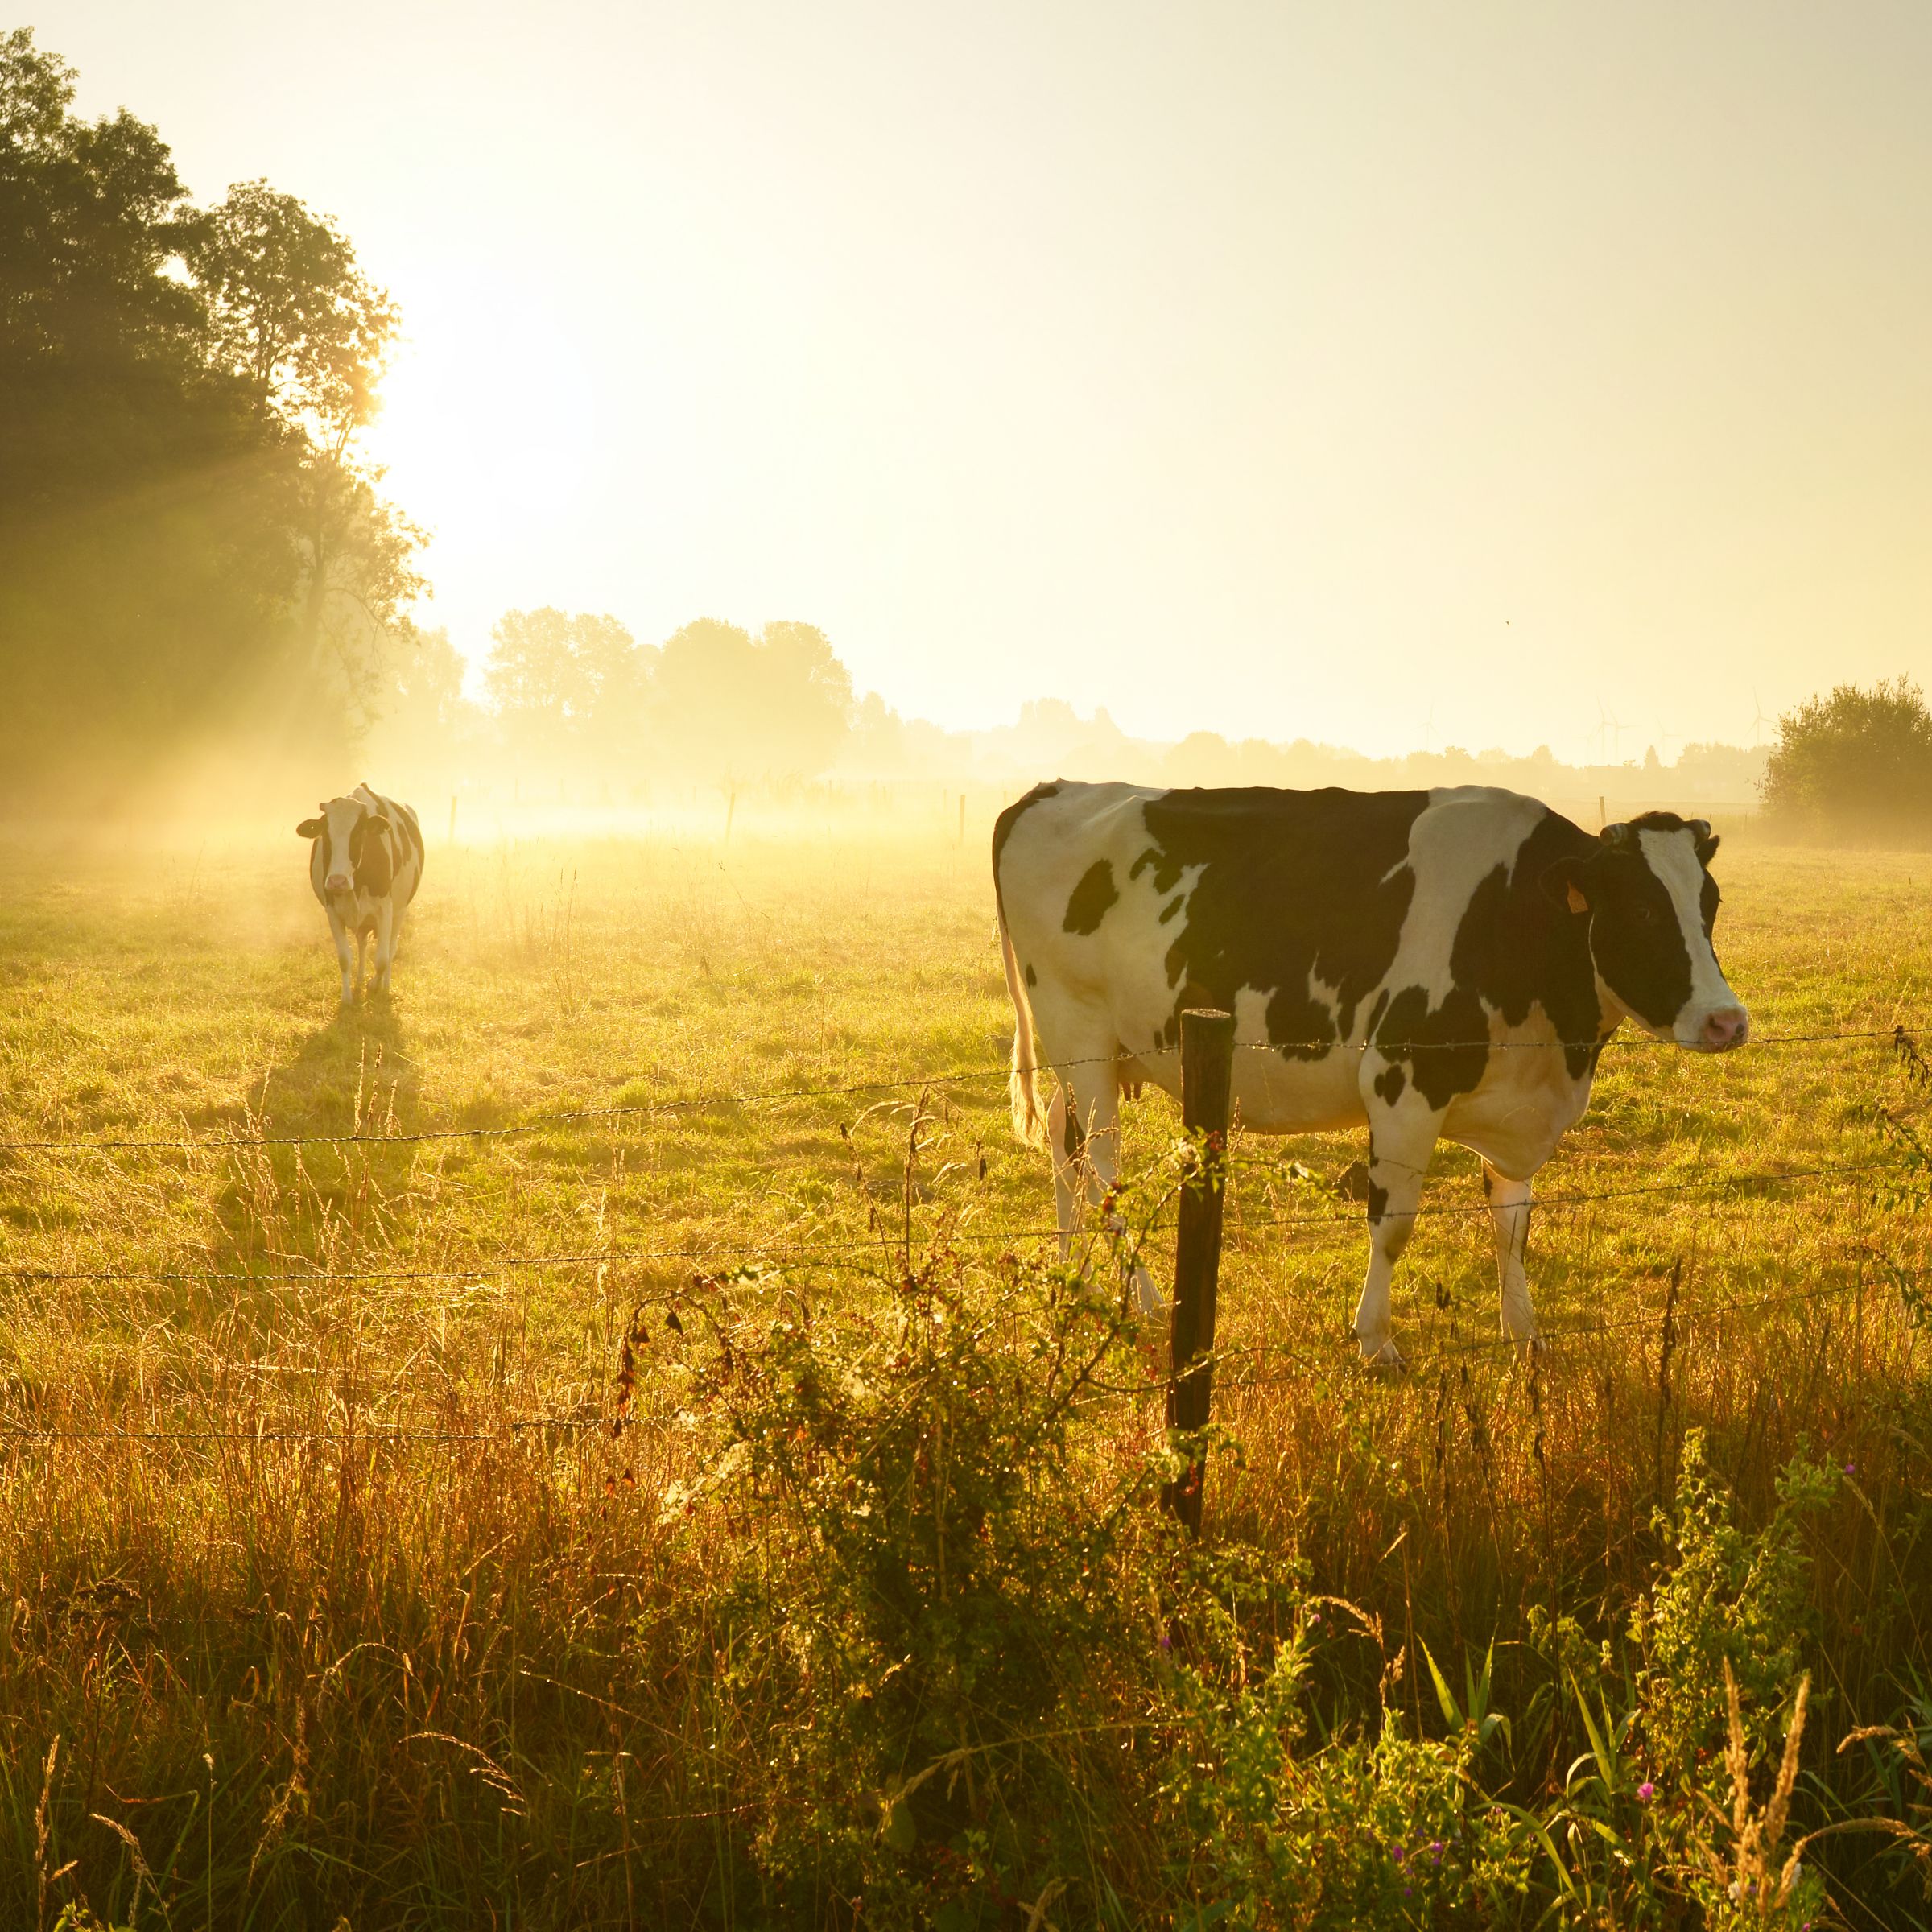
(379, 608), (1771, 805)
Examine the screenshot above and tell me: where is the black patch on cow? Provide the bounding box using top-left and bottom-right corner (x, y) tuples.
(1024, 962), (1038, 988)
(391, 806), (423, 879)
(1158, 894), (1184, 925)
(1377, 980), (1490, 1108)
(1063, 860), (1119, 935)
(1579, 862), (1690, 1030)
(1129, 845), (1185, 894)
(1137, 787), (1429, 1060)
(1063, 1106), (1085, 1159)
(353, 819), (395, 897)
(1365, 1180), (1389, 1223)
(1373, 1063), (1406, 1105)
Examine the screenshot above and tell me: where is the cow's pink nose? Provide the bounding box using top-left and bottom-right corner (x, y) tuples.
(327, 874), (351, 893)
(1702, 1008), (1749, 1051)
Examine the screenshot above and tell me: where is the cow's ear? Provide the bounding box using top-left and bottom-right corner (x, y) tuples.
(365, 813), (390, 833)
(297, 818), (323, 838)
(1540, 853), (1593, 916)
(1690, 819), (1719, 866)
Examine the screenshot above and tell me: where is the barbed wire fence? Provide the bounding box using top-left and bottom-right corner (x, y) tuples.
(0, 1023), (1924, 1451)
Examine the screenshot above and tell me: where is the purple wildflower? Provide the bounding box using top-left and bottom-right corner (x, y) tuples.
(1637, 1781), (1655, 1802)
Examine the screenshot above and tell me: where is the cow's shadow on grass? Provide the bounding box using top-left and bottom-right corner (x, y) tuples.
(211, 1001), (427, 1275)
(249, 1002), (423, 1140)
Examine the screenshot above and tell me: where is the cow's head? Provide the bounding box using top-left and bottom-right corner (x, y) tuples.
(1542, 813), (1748, 1051)
(297, 795), (390, 900)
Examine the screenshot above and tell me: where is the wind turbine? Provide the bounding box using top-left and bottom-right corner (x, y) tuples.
(1748, 687), (1774, 749)
(1601, 703), (1628, 764)
(1590, 698), (1614, 765)
(1419, 701), (1437, 755)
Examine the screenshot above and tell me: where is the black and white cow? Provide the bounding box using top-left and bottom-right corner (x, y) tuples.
(297, 785), (425, 1007)
(993, 782), (1748, 1361)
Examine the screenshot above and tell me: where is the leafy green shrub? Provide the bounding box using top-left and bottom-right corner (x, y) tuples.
(1761, 677), (1932, 844)
(650, 1255), (1176, 1926)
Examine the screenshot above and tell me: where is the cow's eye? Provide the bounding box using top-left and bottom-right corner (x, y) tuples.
(1634, 905), (1656, 924)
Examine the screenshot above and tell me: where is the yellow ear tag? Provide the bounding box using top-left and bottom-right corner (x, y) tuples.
(1566, 885), (1589, 915)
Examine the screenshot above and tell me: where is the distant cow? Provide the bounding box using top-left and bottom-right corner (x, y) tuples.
(993, 782), (1748, 1362)
(297, 785), (424, 1007)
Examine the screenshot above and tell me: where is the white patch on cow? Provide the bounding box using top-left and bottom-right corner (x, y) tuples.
(1384, 788), (1546, 1008)
(1635, 827), (1747, 1047)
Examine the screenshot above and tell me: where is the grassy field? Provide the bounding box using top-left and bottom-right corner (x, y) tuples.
(0, 814), (1928, 1929)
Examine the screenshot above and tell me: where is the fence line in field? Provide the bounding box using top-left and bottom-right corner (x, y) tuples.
(0, 1154), (1903, 1290)
(0, 1026), (1918, 1154)
(0, 1269), (1896, 1453)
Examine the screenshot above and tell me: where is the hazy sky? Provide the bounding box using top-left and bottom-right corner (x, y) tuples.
(36, 2), (1932, 756)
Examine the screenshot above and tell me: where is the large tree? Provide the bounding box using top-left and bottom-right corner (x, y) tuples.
(189, 181), (422, 736)
(0, 31), (423, 807)
(1761, 678), (1932, 844)
(652, 618), (852, 779)
(485, 609), (654, 770)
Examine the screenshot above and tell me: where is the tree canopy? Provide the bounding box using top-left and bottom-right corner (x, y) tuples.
(478, 613), (856, 783)
(0, 30), (422, 807)
(1761, 677), (1932, 844)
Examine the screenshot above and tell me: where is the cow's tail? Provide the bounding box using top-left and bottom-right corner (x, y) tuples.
(997, 904), (1048, 1149)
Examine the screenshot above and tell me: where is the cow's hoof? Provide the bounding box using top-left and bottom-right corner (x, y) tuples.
(1358, 1337), (1405, 1371)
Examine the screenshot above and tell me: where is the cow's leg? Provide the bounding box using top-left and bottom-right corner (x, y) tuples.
(1067, 1066), (1162, 1315)
(1482, 1162), (1538, 1344)
(1350, 1114), (1439, 1365)
(373, 900), (397, 996)
(327, 907), (356, 1008)
(353, 924), (369, 1004)
(1046, 1081), (1081, 1257)
(1048, 1063), (1159, 1313)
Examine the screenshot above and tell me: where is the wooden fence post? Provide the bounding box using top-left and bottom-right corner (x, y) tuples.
(1164, 1006), (1236, 1535)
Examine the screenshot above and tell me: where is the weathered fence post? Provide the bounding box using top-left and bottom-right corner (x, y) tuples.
(1164, 1006), (1236, 1535)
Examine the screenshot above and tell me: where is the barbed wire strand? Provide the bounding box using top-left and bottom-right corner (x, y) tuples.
(0, 1263), (1895, 1451)
(0, 1149), (1901, 1287)
(0, 1026), (1917, 1154)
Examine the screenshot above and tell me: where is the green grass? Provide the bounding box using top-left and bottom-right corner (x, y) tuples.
(0, 822), (1927, 1928)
